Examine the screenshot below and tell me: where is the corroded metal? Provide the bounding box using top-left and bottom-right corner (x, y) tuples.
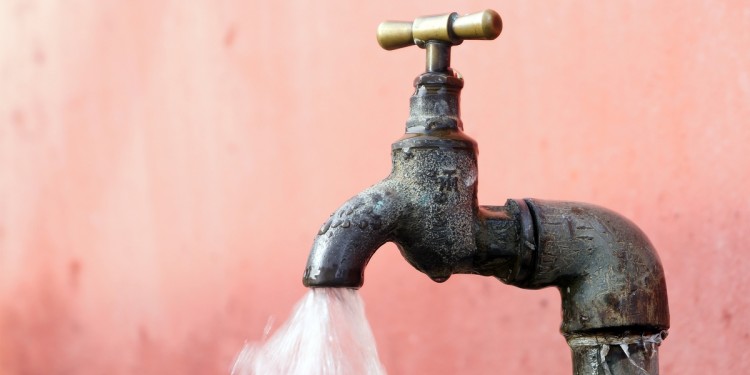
(567, 331), (666, 375)
(304, 68), (479, 286)
(303, 9), (670, 375)
(518, 200), (670, 334)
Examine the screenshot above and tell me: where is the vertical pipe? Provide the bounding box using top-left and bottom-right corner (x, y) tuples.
(425, 42), (451, 72)
(568, 332), (664, 375)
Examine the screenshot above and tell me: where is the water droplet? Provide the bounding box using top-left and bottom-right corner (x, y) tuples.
(431, 275), (450, 283)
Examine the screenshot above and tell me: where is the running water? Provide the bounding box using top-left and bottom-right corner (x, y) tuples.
(231, 288), (387, 375)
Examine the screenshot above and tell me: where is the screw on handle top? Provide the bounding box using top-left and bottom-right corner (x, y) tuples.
(376, 10), (502, 51)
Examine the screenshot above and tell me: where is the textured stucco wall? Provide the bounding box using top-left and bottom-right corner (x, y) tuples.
(1, 1), (748, 374)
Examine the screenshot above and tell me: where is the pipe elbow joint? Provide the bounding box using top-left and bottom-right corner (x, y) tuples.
(520, 199), (670, 335)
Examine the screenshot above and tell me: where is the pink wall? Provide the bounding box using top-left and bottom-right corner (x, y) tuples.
(2, 1), (749, 374)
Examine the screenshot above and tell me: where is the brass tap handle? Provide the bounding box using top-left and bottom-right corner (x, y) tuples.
(377, 10), (502, 51)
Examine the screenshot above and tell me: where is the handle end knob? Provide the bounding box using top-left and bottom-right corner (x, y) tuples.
(377, 21), (415, 50)
(452, 9), (502, 41)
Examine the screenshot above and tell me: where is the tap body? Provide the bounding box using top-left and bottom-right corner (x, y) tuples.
(303, 17), (669, 374)
(303, 66), (669, 336)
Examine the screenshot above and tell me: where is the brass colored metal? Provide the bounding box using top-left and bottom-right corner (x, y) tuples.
(376, 21), (413, 50)
(425, 42), (451, 72)
(452, 9), (502, 40)
(306, 8), (670, 375)
(412, 13), (458, 46)
(376, 10), (503, 51)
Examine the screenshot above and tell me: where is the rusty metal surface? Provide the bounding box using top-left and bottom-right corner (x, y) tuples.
(303, 9), (669, 374)
(520, 199), (670, 334)
(302, 179), (403, 288)
(304, 68), (481, 287)
(567, 331), (666, 375)
(473, 199), (535, 284)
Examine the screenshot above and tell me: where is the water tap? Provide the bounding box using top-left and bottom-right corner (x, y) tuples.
(302, 10), (669, 374)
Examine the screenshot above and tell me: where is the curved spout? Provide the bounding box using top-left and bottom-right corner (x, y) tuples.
(302, 66), (482, 288)
(303, 179), (404, 288)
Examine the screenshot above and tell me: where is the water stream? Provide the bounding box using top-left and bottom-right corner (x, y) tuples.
(232, 288), (387, 375)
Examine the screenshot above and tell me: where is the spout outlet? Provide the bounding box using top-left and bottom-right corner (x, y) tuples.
(303, 179), (403, 288)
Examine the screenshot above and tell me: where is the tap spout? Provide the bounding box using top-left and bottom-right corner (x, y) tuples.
(303, 179), (404, 288)
(303, 68), (484, 288)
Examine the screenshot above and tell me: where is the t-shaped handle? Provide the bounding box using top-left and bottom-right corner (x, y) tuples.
(376, 10), (502, 51)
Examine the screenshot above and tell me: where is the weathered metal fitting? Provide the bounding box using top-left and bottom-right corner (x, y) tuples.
(405, 73), (464, 132)
(521, 199), (670, 334)
(566, 331), (667, 375)
(473, 199), (536, 284)
(392, 133), (477, 151)
(413, 72), (464, 90)
(303, 179), (404, 289)
(510, 198), (536, 283)
(305, 9), (669, 374)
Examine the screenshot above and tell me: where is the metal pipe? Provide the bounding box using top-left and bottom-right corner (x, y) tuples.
(304, 9), (669, 374)
(425, 42), (451, 72)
